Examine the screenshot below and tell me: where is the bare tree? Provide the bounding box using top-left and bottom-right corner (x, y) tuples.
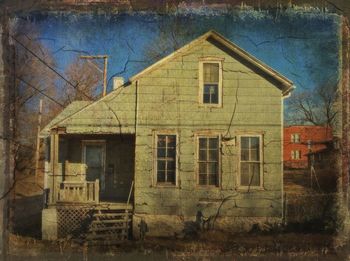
(11, 20), (60, 180)
(286, 83), (338, 128)
(143, 16), (198, 63)
(61, 57), (102, 105)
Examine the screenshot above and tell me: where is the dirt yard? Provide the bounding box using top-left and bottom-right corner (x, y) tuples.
(7, 231), (350, 260)
(7, 168), (348, 259)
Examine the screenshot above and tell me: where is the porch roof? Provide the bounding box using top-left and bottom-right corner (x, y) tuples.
(40, 84), (137, 137)
(40, 101), (92, 138)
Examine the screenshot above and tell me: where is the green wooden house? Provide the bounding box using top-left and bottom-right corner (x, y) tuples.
(40, 30), (294, 241)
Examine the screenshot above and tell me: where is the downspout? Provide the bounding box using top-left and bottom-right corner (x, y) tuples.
(133, 80), (139, 211)
(281, 86), (294, 225)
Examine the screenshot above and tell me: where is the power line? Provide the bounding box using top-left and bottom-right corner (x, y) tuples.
(11, 35), (93, 101)
(16, 76), (64, 108)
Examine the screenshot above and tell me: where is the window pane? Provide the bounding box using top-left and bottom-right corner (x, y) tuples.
(249, 163), (260, 186)
(240, 163), (250, 186)
(198, 162), (206, 174)
(203, 84), (218, 104)
(167, 160), (175, 172)
(199, 174), (207, 185)
(203, 63), (219, 82)
(167, 135), (176, 147)
(85, 145), (103, 167)
(199, 149), (207, 161)
(157, 135), (166, 147)
(157, 148), (166, 158)
(209, 138), (218, 149)
(250, 137), (260, 161)
(157, 171), (165, 183)
(208, 162), (217, 174)
(203, 93), (210, 103)
(199, 138), (207, 149)
(240, 163), (260, 186)
(208, 174), (217, 186)
(209, 149), (218, 161)
(167, 147), (176, 158)
(241, 149), (249, 161)
(157, 160), (166, 172)
(166, 171), (175, 184)
(241, 137), (249, 150)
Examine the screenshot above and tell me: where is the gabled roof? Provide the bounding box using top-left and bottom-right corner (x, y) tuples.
(41, 30), (295, 137)
(130, 30), (295, 96)
(40, 101), (92, 137)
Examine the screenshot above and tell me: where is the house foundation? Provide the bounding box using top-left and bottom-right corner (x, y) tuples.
(132, 214), (282, 239)
(42, 208), (58, 240)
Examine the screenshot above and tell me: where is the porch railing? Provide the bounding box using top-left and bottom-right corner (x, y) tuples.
(56, 179), (100, 203)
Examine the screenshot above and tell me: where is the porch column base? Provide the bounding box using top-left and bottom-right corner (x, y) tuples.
(42, 208), (58, 240)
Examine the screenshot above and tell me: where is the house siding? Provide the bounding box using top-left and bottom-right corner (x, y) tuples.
(58, 85), (137, 135)
(133, 39), (283, 235)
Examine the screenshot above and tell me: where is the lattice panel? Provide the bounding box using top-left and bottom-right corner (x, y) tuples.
(57, 206), (92, 239)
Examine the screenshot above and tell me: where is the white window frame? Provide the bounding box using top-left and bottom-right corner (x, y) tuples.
(153, 131), (179, 187)
(198, 57), (223, 107)
(195, 133), (221, 187)
(237, 134), (264, 190)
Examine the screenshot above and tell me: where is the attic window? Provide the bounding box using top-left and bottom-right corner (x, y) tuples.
(199, 60), (223, 106)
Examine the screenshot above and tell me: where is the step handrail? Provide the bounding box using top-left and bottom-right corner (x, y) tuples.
(126, 180), (134, 207)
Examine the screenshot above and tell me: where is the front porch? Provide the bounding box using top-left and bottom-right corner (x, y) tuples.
(42, 133), (135, 241)
(47, 133), (135, 205)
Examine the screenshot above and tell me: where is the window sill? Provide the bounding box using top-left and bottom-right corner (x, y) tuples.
(195, 185), (221, 190)
(236, 186), (265, 192)
(198, 103), (222, 108)
(153, 183), (179, 189)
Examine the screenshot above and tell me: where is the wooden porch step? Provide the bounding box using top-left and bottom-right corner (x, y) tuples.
(86, 232), (127, 240)
(89, 225), (129, 232)
(91, 219), (130, 224)
(94, 203), (133, 211)
(93, 213), (132, 219)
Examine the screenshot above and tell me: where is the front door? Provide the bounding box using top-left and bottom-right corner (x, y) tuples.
(83, 141), (106, 191)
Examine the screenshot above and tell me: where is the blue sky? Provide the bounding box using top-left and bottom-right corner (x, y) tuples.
(21, 9), (341, 94)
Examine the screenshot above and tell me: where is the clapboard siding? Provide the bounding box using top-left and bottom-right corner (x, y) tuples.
(134, 38), (283, 219)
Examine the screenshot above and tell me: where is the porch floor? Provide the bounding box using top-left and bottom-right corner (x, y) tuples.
(53, 201), (133, 211)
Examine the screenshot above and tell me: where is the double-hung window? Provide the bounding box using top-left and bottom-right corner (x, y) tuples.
(198, 136), (220, 186)
(239, 136), (262, 188)
(291, 150), (301, 160)
(199, 59), (222, 106)
(156, 134), (176, 185)
(291, 133), (300, 143)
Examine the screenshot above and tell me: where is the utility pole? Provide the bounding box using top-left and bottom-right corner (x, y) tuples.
(35, 99), (43, 184)
(80, 55), (108, 96)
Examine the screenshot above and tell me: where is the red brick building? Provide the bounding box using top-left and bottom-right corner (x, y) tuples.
(284, 126), (333, 169)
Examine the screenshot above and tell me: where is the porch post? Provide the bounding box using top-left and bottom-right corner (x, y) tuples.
(50, 132), (59, 204)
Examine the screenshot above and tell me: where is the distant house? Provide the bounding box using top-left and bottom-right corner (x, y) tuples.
(283, 125), (333, 169)
(40, 30), (294, 241)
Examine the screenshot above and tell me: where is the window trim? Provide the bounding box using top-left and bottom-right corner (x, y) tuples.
(198, 58), (223, 107)
(195, 132), (221, 188)
(237, 134), (264, 190)
(153, 131), (179, 187)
